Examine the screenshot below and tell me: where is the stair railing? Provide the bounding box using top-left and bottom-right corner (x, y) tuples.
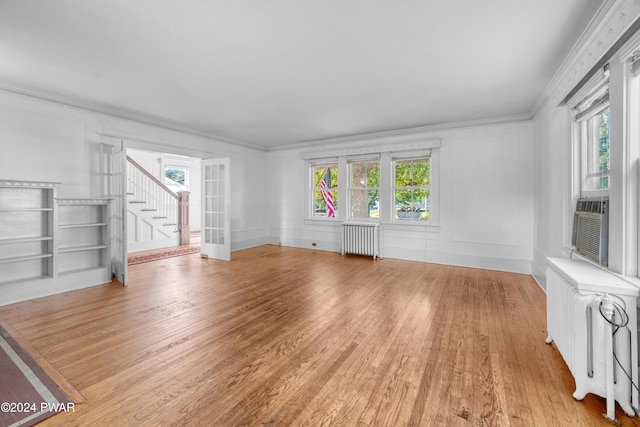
(126, 156), (190, 245)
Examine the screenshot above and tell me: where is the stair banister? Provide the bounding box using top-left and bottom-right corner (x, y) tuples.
(126, 156), (190, 245)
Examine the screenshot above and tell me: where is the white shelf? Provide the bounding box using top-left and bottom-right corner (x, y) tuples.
(0, 275), (52, 287)
(0, 183), (112, 289)
(56, 198), (111, 206)
(59, 222), (107, 229)
(0, 180), (60, 188)
(56, 198), (111, 276)
(0, 253), (53, 264)
(59, 244), (108, 253)
(0, 208), (54, 212)
(0, 236), (53, 244)
(0, 181), (57, 287)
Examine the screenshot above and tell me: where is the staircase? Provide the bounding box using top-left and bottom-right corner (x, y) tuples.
(126, 156), (190, 253)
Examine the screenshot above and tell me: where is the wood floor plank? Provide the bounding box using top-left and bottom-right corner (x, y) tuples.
(0, 244), (638, 426)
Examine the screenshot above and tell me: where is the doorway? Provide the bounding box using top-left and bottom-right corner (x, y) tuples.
(125, 148), (202, 262)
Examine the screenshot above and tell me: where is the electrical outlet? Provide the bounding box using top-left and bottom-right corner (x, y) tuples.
(312, 242), (317, 247)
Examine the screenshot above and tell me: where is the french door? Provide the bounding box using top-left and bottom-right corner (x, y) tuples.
(100, 139), (128, 285)
(201, 158), (230, 261)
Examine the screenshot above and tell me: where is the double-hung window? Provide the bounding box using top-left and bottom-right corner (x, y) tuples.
(393, 156), (431, 221)
(573, 67), (610, 197)
(312, 162), (338, 218)
(349, 158), (380, 219)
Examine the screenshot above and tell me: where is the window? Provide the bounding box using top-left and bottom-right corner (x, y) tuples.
(393, 157), (430, 221)
(573, 66), (610, 197)
(165, 166), (189, 192)
(312, 164), (338, 218)
(580, 106), (610, 194)
(349, 159), (380, 219)
(305, 140), (439, 223)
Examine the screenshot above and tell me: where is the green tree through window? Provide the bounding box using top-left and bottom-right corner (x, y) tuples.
(598, 106), (610, 189)
(313, 165), (338, 217)
(394, 158), (430, 220)
(165, 168), (186, 185)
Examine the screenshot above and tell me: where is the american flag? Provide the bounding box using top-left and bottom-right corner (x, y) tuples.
(320, 167), (335, 217)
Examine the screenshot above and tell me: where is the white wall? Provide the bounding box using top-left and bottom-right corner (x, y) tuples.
(532, 100), (572, 287)
(0, 93), (102, 197)
(267, 121), (535, 274)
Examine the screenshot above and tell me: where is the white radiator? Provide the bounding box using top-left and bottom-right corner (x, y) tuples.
(341, 222), (380, 260)
(546, 258), (639, 419)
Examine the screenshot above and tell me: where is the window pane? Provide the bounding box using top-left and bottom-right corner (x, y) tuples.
(314, 189), (338, 217)
(350, 189), (379, 219)
(351, 162), (366, 187)
(413, 159), (430, 186)
(351, 161), (380, 188)
(312, 164), (338, 218)
(394, 156), (430, 221)
(313, 165), (338, 189)
(395, 185), (430, 221)
(395, 161), (412, 187)
(165, 167), (188, 192)
(395, 158), (429, 187)
(584, 106), (610, 192)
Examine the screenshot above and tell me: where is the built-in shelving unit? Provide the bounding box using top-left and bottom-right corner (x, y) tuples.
(56, 198), (111, 277)
(0, 180), (58, 285)
(0, 180), (113, 304)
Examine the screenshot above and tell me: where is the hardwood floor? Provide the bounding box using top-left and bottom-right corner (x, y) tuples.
(1, 244), (639, 426)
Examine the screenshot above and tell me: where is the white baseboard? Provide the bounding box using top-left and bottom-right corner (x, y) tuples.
(231, 235), (276, 252)
(0, 267), (112, 307)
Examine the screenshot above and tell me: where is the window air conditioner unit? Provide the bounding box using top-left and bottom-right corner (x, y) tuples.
(571, 198), (609, 267)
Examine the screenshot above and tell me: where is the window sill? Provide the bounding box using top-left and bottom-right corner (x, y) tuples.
(581, 189), (609, 199)
(304, 218), (342, 225)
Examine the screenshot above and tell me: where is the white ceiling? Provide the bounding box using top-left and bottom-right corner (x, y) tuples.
(0, 0), (604, 150)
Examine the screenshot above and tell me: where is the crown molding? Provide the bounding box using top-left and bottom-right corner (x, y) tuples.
(618, 21), (640, 60)
(271, 113), (531, 152)
(0, 82), (267, 152)
(534, 0), (640, 113)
